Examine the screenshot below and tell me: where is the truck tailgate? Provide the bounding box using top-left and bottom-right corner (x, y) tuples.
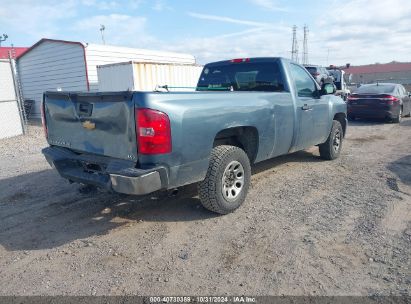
(43, 92), (137, 162)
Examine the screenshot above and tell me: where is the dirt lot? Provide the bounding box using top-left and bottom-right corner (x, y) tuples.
(0, 119), (410, 296)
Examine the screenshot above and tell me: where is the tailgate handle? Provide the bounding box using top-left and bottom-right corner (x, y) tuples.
(77, 103), (93, 117)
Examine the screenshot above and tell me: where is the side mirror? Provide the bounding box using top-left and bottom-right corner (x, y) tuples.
(321, 83), (336, 95)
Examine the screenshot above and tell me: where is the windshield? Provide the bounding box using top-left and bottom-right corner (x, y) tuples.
(355, 84), (395, 94)
(196, 61), (286, 92)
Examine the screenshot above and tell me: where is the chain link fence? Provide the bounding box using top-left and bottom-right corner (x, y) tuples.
(0, 50), (27, 139)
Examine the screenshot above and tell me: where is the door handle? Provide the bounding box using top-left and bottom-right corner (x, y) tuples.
(301, 104), (312, 111)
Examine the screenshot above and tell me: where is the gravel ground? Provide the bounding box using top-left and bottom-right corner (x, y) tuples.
(0, 119), (410, 296)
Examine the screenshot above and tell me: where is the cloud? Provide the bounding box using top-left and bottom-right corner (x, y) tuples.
(308, 0), (411, 65)
(3, 0), (411, 67)
(248, 0), (287, 11)
(0, 0), (152, 47)
(152, 0), (173, 11)
(165, 26), (290, 64)
(182, 11), (290, 63)
(0, 0), (78, 40)
(72, 14), (157, 47)
(81, 0), (119, 10)
(188, 12), (273, 27)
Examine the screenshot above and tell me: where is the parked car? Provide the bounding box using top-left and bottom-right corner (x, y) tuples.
(303, 65), (334, 85)
(41, 57), (347, 214)
(347, 83), (411, 123)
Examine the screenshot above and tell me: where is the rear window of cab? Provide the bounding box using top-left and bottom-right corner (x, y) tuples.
(197, 61), (286, 92)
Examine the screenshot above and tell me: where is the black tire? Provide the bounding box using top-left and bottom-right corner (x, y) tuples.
(392, 107), (402, 123)
(319, 120), (343, 160)
(198, 145), (251, 214)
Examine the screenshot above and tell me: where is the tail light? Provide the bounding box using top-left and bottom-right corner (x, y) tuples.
(347, 95), (359, 102)
(230, 58), (250, 63)
(40, 99), (48, 138)
(136, 108), (171, 155)
(380, 95), (400, 105)
(313, 72), (320, 76)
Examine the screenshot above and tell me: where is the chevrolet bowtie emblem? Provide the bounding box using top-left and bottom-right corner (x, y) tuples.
(82, 120), (96, 130)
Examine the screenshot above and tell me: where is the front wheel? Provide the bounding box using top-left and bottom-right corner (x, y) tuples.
(198, 145), (251, 214)
(319, 120), (343, 160)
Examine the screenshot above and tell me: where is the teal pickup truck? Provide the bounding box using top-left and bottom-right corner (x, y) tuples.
(42, 57), (347, 214)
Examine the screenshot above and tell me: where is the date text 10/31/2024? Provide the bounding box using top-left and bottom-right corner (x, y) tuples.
(149, 296), (257, 303)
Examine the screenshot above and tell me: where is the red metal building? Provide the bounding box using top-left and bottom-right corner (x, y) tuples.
(0, 47), (28, 59)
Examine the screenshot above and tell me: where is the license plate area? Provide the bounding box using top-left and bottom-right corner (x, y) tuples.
(80, 161), (107, 174)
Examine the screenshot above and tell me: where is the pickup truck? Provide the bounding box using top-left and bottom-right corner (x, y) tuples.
(42, 57), (347, 214)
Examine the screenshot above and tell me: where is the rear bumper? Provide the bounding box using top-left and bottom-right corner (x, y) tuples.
(347, 105), (399, 119)
(42, 146), (168, 195)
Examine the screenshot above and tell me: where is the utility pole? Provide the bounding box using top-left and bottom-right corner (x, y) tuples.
(0, 33), (8, 47)
(291, 25), (299, 63)
(99, 25), (106, 44)
(302, 25), (309, 65)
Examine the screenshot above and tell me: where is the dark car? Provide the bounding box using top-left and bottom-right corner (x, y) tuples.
(347, 83), (411, 123)
(303, 65), (334, 85)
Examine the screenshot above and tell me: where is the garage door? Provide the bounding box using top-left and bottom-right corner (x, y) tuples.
(0, 59), (23, 139)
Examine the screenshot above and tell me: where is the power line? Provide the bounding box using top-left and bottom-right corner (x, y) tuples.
(302, 25), (309, 65)
(291, 25), (299, 63)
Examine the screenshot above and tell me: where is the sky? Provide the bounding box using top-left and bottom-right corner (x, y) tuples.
(1, 0), (411, 66)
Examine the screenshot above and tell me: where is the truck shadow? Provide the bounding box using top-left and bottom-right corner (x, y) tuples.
(0, 169), (213, 251)
(0, 149), (322, 251)
(252, 150), (321, 175)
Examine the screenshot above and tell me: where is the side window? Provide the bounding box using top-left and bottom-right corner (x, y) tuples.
(290, 64), (317, 98)
(399, 85), (406, 96)
(396, 86), (402, 96)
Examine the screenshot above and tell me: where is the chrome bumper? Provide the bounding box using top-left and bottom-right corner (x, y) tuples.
(42, 146), (167, 195)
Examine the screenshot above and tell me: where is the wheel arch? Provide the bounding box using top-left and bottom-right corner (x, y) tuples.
(213, 126), (259, 164)
(333, 112), (347, 137)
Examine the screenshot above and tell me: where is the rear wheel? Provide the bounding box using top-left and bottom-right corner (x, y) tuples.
(319, 120), (343, 160)
(198, 145), (251, 214)
(392, 107), (402, 123)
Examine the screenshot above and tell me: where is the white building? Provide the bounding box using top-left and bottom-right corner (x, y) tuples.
(17, 38), (196, 117)
(97, 61), (203, 92)
(0, 59), (24, 139)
